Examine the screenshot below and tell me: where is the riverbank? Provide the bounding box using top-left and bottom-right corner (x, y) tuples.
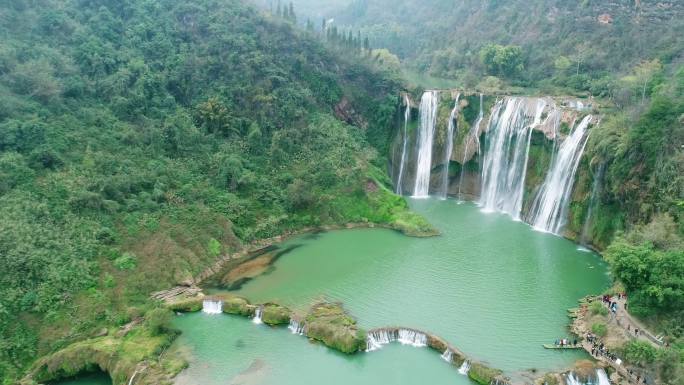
(193, 218), (439, 287)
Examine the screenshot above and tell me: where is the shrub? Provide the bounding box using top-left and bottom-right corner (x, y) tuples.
(590, 301), (609, 316)
(145, 308), (173, 336)
(622, 340), (657, 366)
(592, 323), (607, 337)
(113, 252), (137, 270)
(207, 238), (221, 258)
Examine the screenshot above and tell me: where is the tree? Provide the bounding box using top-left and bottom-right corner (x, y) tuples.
(633, 59), (663, 104)
(195, 97), (236, 136)
(479, 44), (524, 79)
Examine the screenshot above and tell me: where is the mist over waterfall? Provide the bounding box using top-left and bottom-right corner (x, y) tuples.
(479, 98), (549, 220)
(396, 95), (411, 195)
(530, 115), (593, 234)
(441, 94), (460, 199)
(202, 300), (223, 314)
(413, 91), (440, 198)
(458, 93), (483, 201)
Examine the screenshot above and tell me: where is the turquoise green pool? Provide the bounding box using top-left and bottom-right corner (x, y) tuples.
(190, 199), (608, 379)
(173, 312), (472, 385)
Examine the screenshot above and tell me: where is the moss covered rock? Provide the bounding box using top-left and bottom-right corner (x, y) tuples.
(304, 302), (366, 354)
(28, 327), (176, 385)
(219, 296), (252, 316)
(391, 211), (440, 237)
(165, 297), (202, 312)
(261, 303), (292, 325)
(426, 334), (465, 365)
(468, 362), (503, 385)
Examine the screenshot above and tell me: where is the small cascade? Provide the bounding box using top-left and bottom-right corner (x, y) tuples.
(458, 93), (483, 201)
(288, 318), (305, 335)
(458, 360), (471, 375)
(395, 95), (411, 195)
(596, 369), (610, 385)
(366, 329), (394, 351)
(441, 94), (460, 199)
(580, 162), (605, 246)
(440, 349), (453, 363)
(397, 329), (427, 346)
(202, 299), (223, 314)
(530, 115), (593, 234)
(252, 305), (264, 324)
(564, 372), (584, 385)
(413, 90), (440, 198)
(479, 98), (550, 220)
(366, 328), (427, 351)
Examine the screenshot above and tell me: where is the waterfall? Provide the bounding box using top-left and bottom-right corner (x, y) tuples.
(396, 95), (411, 195)
(530, 115), (592, 234)
(413, 91), (440, 198)
(562, 369), (609, 385)
(596, 369), (610, 385)
(580, 162), (605, 246)
(202, 299), (223, 314)
(397, 329), (427, 346)
(440, 94), (460, 199)
(288, 318), (305, 335)
(458, 360), (471, 375)
(458, 93), (483, 201)
(441, 349), (453, 363)
(252, 305), (264, 324)
(366, 328), (427, 351)
(479, 98), (549, 220)
(366, 329), (394, 351)
(546, 108), (562, 161)
(564, 373), (583, 385)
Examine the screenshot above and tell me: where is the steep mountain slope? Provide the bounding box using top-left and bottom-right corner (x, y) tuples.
(0, 0), (428, 380)
(311, 0), (683, 90)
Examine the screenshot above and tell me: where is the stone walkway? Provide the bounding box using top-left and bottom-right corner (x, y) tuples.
(611, 297), (663, 348)
(573, 296), (662, 385)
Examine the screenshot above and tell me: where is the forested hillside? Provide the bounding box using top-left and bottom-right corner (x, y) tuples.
(0, 0), (429, 381)
(298, 0), (683, 94)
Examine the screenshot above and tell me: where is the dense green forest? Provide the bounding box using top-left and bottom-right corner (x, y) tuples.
(0, 0), (434, 381)
(1, 0), (683, 383)
(291, 0), (683, 94)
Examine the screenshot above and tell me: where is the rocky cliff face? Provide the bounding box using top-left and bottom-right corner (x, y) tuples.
(390, 90), (601, 244)
(390, 91), (593, 203)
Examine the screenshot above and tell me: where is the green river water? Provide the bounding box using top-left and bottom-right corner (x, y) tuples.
(56, 199), (610, 385)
